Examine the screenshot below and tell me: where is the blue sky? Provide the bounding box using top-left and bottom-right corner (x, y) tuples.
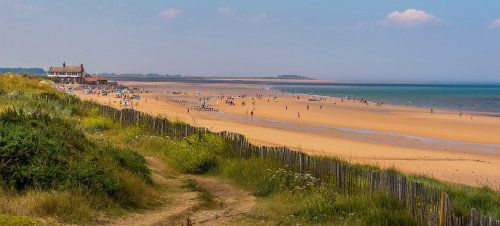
(1, 0), (499, 82)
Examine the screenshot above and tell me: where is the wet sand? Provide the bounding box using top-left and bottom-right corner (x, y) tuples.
(75, 79), (500, 189)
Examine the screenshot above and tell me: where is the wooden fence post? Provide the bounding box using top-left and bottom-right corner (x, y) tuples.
(370, 171), (376, 196)
(440, 191), (445, 226)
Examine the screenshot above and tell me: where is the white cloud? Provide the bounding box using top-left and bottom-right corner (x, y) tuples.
(378, 9), (441, 28)
(218, 7), (232, 15)
(488, 18), (500, 29)
(159, 8), (182, 20)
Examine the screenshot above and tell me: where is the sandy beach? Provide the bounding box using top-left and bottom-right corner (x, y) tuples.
(75, 79), (500, 190)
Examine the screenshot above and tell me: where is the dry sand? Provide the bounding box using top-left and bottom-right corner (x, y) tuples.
(75, 80), (500, 189)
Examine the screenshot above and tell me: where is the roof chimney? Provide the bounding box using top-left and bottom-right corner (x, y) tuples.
(63, 62), (66, 67)
(81, 64), (84, 71)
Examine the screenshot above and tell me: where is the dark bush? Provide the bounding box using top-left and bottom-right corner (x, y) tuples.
(0, 108), (119, 193)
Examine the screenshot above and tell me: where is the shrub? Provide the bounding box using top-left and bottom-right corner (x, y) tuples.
(168, 142), (217, 174)
(81, 115), (114, 132)
(167, 130), (227, 174)
(0, 109), (118, 194)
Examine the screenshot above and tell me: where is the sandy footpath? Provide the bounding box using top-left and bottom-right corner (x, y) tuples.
(75, 80), (500, 189)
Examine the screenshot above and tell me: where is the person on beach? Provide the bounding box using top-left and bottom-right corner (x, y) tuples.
(251, 111), (254, 117)
(298, 112), (300, 119)
(187, 108), (189, 113)
(286, 105), (287, 110)
(430, 108), (433, 114)
(307, 105), (309, 110)
(246, 108), (248, 114)
(459, 112), (462, 117)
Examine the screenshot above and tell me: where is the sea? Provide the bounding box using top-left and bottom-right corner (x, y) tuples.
(276, 83), (500, 114)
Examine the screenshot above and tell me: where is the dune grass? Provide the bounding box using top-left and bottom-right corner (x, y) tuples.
(0, 75), (159, 224)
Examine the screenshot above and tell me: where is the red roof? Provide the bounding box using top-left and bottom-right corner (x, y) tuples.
(94, 76), (107, 81)
(84, 77), (97, 82)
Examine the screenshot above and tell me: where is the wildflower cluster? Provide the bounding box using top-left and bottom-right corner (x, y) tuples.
(130, 134), (167, 143)
(254, 168), (319, 197)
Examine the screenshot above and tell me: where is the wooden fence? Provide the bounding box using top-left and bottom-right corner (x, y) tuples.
(79, 101), (499, 226)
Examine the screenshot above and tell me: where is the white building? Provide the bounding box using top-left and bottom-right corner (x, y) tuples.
(47, 62), (85, 83)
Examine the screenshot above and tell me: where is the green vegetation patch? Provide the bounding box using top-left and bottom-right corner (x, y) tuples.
(254, 168), (319, 197)
(109, 146), (152, 184)
(167, 130), (228, 174)
(0, 73), (61, 97)
(0, 108), (118, 192)
(0, 214), (45, 226)
(81, 107), (114, 132)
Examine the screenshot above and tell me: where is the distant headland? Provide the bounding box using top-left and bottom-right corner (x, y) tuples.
(0, 67), (46, 75)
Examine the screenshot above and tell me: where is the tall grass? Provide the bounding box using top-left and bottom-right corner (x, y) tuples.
(409, 175), (500, 218)
(0, 73), (61, 96)
(210, 156), (418, 224)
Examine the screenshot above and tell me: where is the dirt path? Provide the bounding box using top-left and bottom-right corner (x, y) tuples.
(97, 156), (255, 226)
(184, 175), (256, 225)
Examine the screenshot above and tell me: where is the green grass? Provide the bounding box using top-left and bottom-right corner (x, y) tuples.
(0, 214), (48, 226)
(409, 175), (500, 218)
(210, 156), (418, 225)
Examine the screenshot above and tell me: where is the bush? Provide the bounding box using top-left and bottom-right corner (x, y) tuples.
(168, 142), (217, 174)
(0, 109), (117, 194)
(81, 115), (114, 132)
(167, 130), (227, 174)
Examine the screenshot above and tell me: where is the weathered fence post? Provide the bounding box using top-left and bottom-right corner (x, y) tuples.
(440, 191), (446, 226)
(370, 171), (376, 196)
(120, 109), (123, 125)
